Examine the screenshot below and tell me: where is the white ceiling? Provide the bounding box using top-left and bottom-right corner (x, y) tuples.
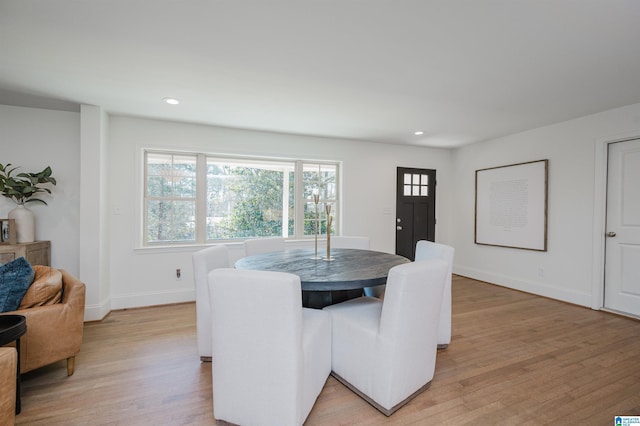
(2, 1), (640, 148)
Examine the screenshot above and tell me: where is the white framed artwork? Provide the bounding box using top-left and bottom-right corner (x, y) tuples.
(475, 159), (548, 251)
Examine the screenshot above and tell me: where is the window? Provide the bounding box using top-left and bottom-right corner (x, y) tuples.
(403, 172), (429, 197)
(145, 152), (197, 243)
(302, 163), (338, 236)
(144, 150), (339, 245)
(205, 158), (295, 240)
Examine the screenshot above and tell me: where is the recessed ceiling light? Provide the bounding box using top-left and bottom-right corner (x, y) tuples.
(163, 97), (180, 105)
(414, 131), (424, 136)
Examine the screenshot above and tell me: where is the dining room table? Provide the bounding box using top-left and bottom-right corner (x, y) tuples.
(234, 248), (411, 308)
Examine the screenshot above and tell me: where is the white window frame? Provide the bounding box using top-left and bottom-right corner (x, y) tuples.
(142, 149), (340, 246)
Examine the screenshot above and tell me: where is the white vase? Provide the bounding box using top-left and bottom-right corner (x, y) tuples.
(8, 204), (35, 243)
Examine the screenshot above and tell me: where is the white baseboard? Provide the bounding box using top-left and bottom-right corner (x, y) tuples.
(108, 289), (195, 311)
(83, 289), (195, 322)
(84, 297), (111, 322)
(453, 265), (592, 308)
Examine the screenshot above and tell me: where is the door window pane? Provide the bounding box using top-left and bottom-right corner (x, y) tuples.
(402, 171), (430, 197)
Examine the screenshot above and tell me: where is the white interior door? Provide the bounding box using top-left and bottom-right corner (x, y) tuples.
(604, 138), (640, 317)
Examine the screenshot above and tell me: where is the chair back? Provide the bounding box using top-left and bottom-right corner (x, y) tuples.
(415, 240), (454, 270)
(243, 237), (285, 256)
(192, 245), (229, 359)
(330, 236), (370, 249)
(209, 268), (306, 425)
(414, 240), (455, 347)
(376, 259), (448, 400)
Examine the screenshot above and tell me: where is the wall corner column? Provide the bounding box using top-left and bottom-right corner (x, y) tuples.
(80, 104), (111, 321)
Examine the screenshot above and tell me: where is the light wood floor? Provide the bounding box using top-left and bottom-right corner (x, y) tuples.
(15, 276), (640, 425)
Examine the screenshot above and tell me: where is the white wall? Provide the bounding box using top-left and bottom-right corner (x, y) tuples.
(0, 105), (80, 273)
(451, 102), (640, 307)
(7, 100), (640, 314)
(107, 116), (453, 309)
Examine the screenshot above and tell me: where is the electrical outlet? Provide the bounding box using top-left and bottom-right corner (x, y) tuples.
(176, 268), (182, 280)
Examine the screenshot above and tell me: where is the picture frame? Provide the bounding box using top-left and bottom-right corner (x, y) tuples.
(475, 159), (548, 251)
(0, 218), (17, 244)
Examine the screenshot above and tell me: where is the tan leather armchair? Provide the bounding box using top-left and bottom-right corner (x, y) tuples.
(0, 347), (17, 425)
(1, 270), (86, 376)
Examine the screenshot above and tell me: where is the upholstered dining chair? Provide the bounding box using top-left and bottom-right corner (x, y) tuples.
(323, 259), (448, 416)
(243, 236), (285, 256)
(208, 268), (331, 426)
(191, 245), (229, 362)
(415, 240), (455, 349)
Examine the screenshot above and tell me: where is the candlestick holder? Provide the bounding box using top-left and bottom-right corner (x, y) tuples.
(310, 193), (322, 259)
(324, 203), (334, 261)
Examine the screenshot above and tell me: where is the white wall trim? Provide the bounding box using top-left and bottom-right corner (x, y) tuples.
(454, 265), (592, 307)
(591, 130), (640, 310)
(84, 298), (111, 322)
(110, 288), (196, 310)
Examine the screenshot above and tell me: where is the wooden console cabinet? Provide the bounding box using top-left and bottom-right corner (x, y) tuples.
(0, 241), (51, 266)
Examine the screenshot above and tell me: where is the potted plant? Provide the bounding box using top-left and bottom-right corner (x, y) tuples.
(0, 163), (56, 243)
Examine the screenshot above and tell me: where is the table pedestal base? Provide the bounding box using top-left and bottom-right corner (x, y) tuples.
(302, 289), (363, 309)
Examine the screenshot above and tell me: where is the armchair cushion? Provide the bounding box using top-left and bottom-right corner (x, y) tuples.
(19, 265), (63, 309)
(0, 257), (34, 313)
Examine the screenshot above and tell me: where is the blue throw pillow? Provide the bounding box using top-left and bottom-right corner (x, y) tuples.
(0, 257), (35, 312)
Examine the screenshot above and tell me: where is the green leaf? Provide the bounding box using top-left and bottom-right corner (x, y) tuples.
(25, 198), (48, 205)
(0, 163), (56, 205)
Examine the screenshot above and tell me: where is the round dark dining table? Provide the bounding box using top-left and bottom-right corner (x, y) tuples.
(234, 248), (410, 308)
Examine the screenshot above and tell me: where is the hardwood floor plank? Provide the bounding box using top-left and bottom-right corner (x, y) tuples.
(14, 275), (640, 425)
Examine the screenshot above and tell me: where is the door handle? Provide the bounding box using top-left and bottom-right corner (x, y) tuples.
(607, 232), (616, 237)
(397, 226), (403, 231)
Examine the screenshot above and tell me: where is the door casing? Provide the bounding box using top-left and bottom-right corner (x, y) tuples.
(592, 131), (640, 312)
(603, 138), (640, 316)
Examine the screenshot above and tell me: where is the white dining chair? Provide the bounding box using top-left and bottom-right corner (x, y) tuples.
(323, 259), (448, 416)
(209, 268), (331, 426)
(191, 245), (230, 361)
(415, 240), (455, 349)
(243, 236), (285, 256)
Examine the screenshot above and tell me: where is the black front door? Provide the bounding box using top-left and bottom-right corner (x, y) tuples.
(396, 167), (436, 260)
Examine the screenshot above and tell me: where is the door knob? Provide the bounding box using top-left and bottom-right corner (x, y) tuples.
(396, 226), (403, 231)
(607, 231), (616, 237)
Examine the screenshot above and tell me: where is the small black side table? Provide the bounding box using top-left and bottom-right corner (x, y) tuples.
(0, 314), (26, 414)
